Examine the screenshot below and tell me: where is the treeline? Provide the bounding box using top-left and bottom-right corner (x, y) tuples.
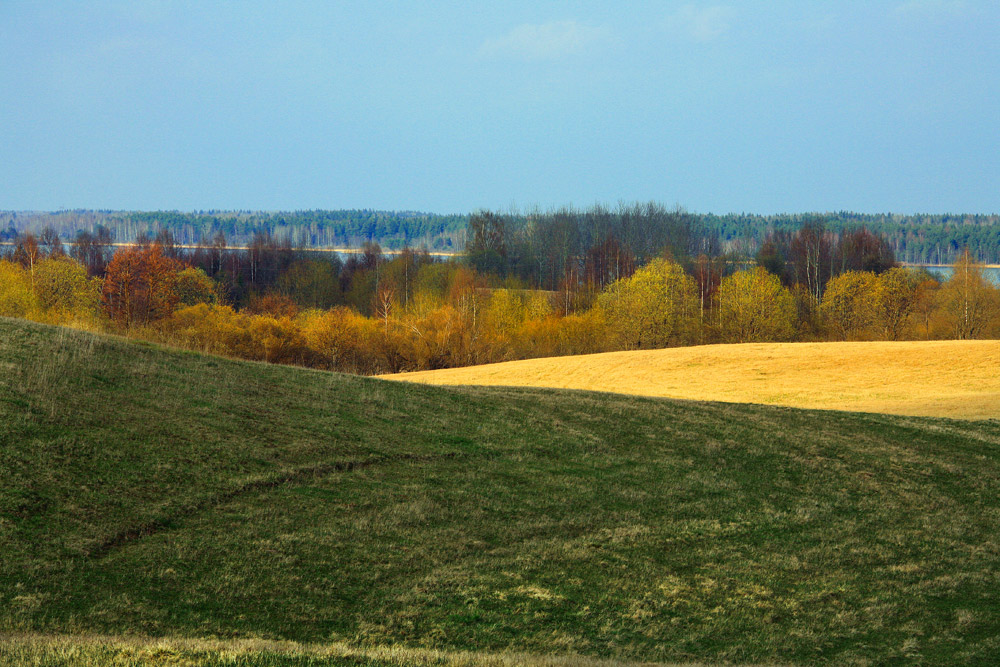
(4, 206), (1000, 264)
(0, 209), (467, 251)
(2, 219), (999, 375)
(706, 211), (1000, 264)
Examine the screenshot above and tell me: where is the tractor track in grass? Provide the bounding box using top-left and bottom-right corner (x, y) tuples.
(88, 451), (469, 559)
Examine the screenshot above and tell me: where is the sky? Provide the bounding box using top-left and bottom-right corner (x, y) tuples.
(1, 1), (998, 215)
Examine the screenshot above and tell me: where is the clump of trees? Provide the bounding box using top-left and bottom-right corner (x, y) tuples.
(0, 230), (104, 328)
(812, 253), (999, 342)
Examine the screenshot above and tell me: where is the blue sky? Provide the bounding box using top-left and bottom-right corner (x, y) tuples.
(1, 1), (997, 214)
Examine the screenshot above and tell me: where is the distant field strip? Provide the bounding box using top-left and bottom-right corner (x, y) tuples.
(385, 340), (1000, 419)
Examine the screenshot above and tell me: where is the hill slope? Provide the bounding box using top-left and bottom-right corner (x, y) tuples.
(3, 318), (1000, 664)
(385, 340), (1000, 419)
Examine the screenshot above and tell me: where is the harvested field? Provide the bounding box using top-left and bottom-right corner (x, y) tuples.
(385, 340), (1000, 419)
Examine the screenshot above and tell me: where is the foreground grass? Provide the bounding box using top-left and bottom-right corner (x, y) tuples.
(3, 317), (1000, 664)
(384, 340), (1000, 419)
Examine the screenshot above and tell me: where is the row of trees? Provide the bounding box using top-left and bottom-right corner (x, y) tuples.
(8, 207), (1000, 264)
(0, 238), (216, 330)
(2, 229), (997, 374)
(467, 209), (907, 312)
(592, 252), (998, 347)
(0, 226), (440, 319)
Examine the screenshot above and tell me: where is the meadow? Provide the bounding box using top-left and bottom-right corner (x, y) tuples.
(3, 317), (1000, 664)
(385, 340), (1000, 420)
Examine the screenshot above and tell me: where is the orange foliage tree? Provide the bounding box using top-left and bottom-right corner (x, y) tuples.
(102, 244), (183, 328)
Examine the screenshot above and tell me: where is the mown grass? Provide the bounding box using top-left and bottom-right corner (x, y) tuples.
(3, 317), (1000, 664)
(384, 340), (1000, 419)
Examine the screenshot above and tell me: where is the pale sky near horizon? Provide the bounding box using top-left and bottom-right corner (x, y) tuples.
(1, 1), (998, 215)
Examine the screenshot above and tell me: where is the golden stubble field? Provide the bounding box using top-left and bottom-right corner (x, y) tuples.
(384, 340), (1000, 419)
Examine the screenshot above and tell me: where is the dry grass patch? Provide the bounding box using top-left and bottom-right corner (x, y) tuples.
(0, 633), (687, 666)
(384, 340), (1000, 419)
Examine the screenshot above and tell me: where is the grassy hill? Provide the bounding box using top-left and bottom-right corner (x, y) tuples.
(385, 340), (1000, 420)
(3, 318), (1000, 665)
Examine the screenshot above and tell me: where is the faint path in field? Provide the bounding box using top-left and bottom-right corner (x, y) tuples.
(88, 451), (466, 559)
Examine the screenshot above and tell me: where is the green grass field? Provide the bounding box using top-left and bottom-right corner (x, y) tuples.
(3, 317), (1000, 665)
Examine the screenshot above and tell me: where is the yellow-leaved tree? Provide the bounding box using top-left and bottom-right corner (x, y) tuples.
(32, 256), (102, 323)
(0, 260), (39, 318)
(298, 306), (380, 374)
(175, 267), (219, 308)
(715, 267), (796, 343)
(403, 304), (471, 370)
(158, 303), (249, 357)
(597, 257), (698, 349)
(480, 288), (553, 362)
(936, 250), (999, 339)
(820, 271), (880, 340)
(873, 267), (917, 340)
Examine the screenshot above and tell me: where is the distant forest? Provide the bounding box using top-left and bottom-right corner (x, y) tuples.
(704, 211), (1000, 265)
(0, 209), (468, 252)
(2, 207), (999, 264)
